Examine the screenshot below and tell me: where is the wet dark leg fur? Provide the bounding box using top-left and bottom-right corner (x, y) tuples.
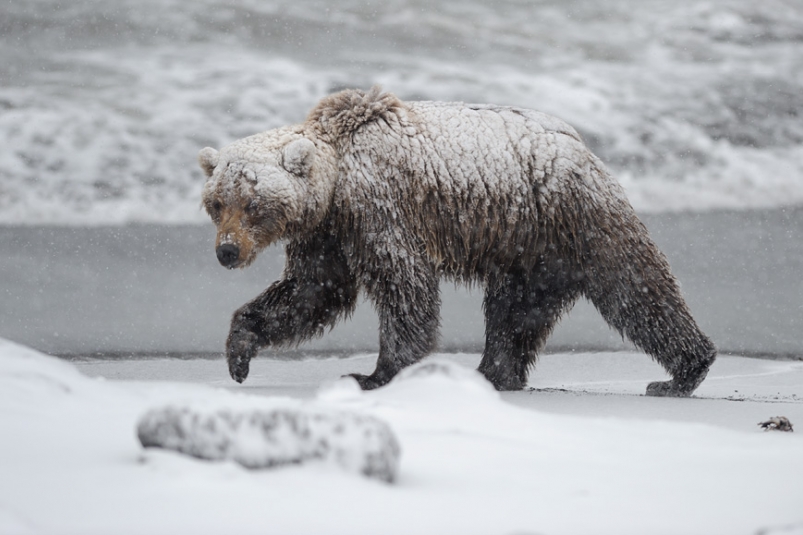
(579, 208), (717, 397)
(226, 233), (358, 383)
(478, 261), (582, 390)
(478, 186), (715, 396)
(350, 263), (441, 390)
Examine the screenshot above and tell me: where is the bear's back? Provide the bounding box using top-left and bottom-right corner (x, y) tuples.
(325, 91), (622, 279)
(334, 100), (597, 279)
(408, 100), (582, 144)
(377, 100), (592, 206)
(398, 100), (589, 196)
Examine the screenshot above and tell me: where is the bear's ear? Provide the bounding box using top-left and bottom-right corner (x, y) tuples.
(198, 147), (219, 178)
(281, 138), (316, 177)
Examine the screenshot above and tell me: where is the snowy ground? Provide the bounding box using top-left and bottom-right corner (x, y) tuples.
(2, 337), (802, 535)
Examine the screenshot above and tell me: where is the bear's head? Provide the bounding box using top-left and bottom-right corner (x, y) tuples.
(199, 128), (335, 269)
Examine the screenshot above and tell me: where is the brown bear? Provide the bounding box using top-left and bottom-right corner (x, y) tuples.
(199, 86), (716, 396)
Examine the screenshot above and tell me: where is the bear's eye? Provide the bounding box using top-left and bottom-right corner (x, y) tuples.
(211, 200), (222, 214)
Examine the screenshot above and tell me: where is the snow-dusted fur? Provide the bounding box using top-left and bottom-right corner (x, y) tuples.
(199, 87), (716, 396)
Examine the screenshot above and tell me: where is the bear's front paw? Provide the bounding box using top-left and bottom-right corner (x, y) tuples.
(345, 373), (390, 391)
(229, 355), (250, 383)
(226, 330), (259, 384)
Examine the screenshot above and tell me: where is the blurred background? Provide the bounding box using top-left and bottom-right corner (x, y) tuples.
(0, 0), (801, 358)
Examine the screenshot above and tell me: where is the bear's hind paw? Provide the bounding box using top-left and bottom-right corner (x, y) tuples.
(645, 380), (691, 397)
(647, 356), (713, 397)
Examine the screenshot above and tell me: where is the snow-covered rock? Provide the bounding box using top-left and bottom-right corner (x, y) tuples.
(137, 405), (401, 482)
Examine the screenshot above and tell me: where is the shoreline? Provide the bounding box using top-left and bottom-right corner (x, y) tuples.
(54, 348), (803, 362)
(1, 207), (801, 358)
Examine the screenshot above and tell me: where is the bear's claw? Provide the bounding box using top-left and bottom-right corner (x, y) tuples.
(229, 358), (250, 383)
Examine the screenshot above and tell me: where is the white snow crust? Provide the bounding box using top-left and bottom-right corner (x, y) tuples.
(1, 337), (802, 535)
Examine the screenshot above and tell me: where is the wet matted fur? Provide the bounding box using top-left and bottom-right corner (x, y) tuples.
(199, 87), (716, 396)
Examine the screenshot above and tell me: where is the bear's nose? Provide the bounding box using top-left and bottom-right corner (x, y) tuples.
(216, 244), (240, 268)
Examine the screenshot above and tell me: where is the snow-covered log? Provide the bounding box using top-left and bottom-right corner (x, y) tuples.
(137, 406), (400, 482)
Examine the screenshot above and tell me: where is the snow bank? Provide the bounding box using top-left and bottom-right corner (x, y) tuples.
(1, 338), (802, 535)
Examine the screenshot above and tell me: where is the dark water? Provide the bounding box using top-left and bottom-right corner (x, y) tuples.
(2, 0), (803, 223)
(1, 208), (801, 358)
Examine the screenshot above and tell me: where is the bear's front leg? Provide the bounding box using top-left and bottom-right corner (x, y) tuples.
(225, 283), (289, 383)
(350, 265), (441, 390)
(226, 274), (357, 383)
(224, 235), (358, 383)
(479, 265), (582, 391)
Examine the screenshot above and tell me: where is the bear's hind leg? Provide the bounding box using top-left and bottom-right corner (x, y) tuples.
(582, 221), (716, 397)
(479, 265), (581, 391)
